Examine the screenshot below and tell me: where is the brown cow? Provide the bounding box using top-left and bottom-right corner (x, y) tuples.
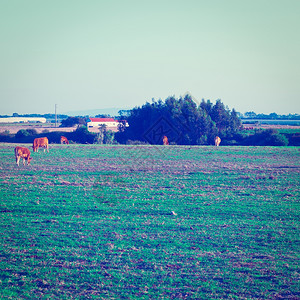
(215, 136), (221, 146)
(15, 146), (32, 166)
(163, 135), (169, 145)
(60, 136), (69, 144)
(33, 137), (49, 152)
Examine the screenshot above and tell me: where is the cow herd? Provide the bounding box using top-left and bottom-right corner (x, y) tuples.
(14, 136), (69, 166)
(14, 135), (221, 166)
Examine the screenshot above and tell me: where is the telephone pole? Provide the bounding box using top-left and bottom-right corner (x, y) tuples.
(55, 104), (57, 128)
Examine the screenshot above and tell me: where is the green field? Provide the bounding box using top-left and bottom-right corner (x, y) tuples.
(0, 144), (299, 299)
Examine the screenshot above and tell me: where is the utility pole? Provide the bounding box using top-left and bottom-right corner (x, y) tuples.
(55, 104), (57, 128)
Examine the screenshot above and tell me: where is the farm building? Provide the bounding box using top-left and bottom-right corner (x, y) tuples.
(87, 118), (118, 128)
(0, 117), (46, 123)
(87, 118), (128, 132)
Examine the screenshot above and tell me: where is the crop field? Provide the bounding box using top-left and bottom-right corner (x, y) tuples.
(0, 143), (299, 299)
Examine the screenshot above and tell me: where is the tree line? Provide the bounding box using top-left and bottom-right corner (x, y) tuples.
(1, 96), (299, 146)
(0, 113), (68, 119)
(242, 112), (300, 120)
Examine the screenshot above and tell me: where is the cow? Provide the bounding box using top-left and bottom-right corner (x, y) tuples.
(215, 136), (221, 147)
(33, 137), (49, 152)
(15, 146), (32, 166)
(163, 135), (169, 145)
(60, 136), (69, 144)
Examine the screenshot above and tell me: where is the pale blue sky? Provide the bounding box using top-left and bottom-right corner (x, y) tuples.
(1, 0), (299, 115)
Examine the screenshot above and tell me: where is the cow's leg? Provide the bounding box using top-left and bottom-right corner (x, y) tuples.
(16, 156), (20, 166)
(23, 158), (26, 166)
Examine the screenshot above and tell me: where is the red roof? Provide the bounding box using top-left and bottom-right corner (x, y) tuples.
(89, 118), (117, 122)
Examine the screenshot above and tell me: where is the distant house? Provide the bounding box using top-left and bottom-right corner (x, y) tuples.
(87, 118), (128, 132)
(87, 118), (118, 127)
(0, 117), (46, 123)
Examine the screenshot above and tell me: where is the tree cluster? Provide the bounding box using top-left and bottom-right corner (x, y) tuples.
(115, 95), (242, 145)
(93, 125), (115, 144)
(60, 117), (87, 127)
(0, 113), (68, 119)
(243, 112), (300, 120)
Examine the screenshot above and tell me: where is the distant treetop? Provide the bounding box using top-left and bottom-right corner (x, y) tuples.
(242, 112), (300, 120)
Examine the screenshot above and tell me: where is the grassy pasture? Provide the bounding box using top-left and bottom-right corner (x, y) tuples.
(0, 143), (299, 299)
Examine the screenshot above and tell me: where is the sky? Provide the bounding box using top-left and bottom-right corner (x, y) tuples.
(1, 0), (299, 115)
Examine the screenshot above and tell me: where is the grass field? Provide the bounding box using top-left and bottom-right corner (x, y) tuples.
(0, 143), (299, 299)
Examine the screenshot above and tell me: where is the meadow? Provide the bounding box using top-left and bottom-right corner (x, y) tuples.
(0, 143), (299, 299)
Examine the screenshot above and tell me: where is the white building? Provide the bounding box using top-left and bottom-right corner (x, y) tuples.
(87, 118), (128, 132)
(0, 117), (46, 123)
(87, 118), (119, 128)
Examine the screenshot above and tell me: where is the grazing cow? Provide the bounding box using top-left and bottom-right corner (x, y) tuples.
(163, 135), (169, 145)
(15, 146), (32, 166)
(60, 136), (69, 144)
(33, 137), (49, 152)
(215, 136), (221, 147)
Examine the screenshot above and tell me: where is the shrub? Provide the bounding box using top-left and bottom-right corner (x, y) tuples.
(103, 130), (115, 144)
(15, 129), (38, 142)
(196, 135), (208, 145)
(15, 129), (31, 139)
(244, 129), (289, 146)
(60, 117), (86, 127)
(25, 129), (38, 136)
(0, 130), (13, 142)
(93, 125), (116, 145)
(266, 132), (289, 146)
(70, 126), (95, 144)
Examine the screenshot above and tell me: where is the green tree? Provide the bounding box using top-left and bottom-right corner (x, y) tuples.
(15, 129), (31, 139)
(94, 125), (115, 144)
(15, 129), (37, 140)
(104, 130), (115, 144)
(244, 111), (257, 118)
(94, 125), (107, 144)
(71, 126), (95, 143)
(228, 109), (242, 134)
(200, 99), (213, 115)
(210, 99), (230, 132)
(60, 117), (86, 127)
(95, 114), (110, 118)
